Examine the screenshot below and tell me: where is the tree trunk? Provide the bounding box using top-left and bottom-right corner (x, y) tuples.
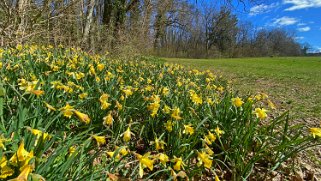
(103, 0), (113, 27)
(16, 0), (29, 43)
(83, 0), (96, 45)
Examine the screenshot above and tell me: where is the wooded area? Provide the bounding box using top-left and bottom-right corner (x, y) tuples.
(0, 0), (304, 58)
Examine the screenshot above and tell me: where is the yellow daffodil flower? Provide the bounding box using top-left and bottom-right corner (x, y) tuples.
(122, 87), (133, 97)
(204, 145), (214, 156)
(78, 92), (88, 99)
(0, 135), (10, 150)
(147, 101), (160, 117)
(183, 124), (194, 135)
(189, 90), (202, 105)
(171, 107), (182, 120)
(164, 121), (174, 132)
(135, 152), (154, 178)
(9, 141), (34, 169)
(115, 101), (123, 110)
(215, 127), (224, 137)
(158, 153), (169, 166)
(92, 135), (106, 147)
(99, 94), (111, 110)
(197, 151), (212, 169)
(106, 151), (121, 160)
(103, 113), (113, 126)
(267, 99), (276, 110)
(231, 97), (244, 107)
(162, 87), (170, 96)
(154, 138), (166, 151)
(97, 64), (105, 71)
(43, 102), (56, 112)
(8, 164), (32, 181)
(69, 146), (76, 156)
(123, 127), (132, 142)
(255, 108), (268, 120)
(73, 110), (91, 124)
(172, 156), (185, 171)
(310, 128), (321, 138)
(60, 103), (74, 118)
(30, 89), (44, 96)
(0, 156), (14, 179)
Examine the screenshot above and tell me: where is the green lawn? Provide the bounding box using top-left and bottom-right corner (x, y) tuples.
(166, 57), (321, 122)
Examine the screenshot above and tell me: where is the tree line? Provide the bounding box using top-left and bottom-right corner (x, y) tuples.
(0, 0), (304, 58)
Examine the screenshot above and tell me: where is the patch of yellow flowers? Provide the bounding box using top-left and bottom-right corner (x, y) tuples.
(0, 44), (319, 180)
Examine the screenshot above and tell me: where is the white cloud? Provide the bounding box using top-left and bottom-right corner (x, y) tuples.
(295, 36), (304, 40)
(283, 0), (321, 11)
(297, 26), (311, 32)
(311, 47), (321, 53)
(297, 23), (307, 26)
(271, 16), (299, 26)
(249, 3), (279, 16)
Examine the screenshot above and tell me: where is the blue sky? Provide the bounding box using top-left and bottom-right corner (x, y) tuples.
(236, 0), (321, 52)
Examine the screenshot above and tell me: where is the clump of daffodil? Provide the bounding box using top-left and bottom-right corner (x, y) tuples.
(255, 108), (268, 120)
(135, 152), (154, 178)
(254, 94), (262, 101)
(18, 79), (44, 96)
(231, 97), (244, 107)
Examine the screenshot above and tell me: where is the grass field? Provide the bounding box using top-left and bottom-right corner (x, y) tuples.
(166, 57), (321, 123)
